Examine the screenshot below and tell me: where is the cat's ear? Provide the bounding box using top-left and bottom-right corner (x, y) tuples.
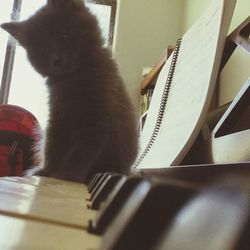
(47, 0), (84, 10)
(1, 22), (26, 45)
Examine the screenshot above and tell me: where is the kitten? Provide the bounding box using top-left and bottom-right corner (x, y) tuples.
(1, 0), (138, 183)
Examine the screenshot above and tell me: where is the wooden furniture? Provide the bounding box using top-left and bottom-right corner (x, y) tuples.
(182, 16), (250, 166)
(219, 16), (250, 71)
(141, 45), (174, 95)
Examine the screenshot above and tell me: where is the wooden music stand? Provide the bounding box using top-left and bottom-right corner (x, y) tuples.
(141, 45), (174, 95)
(139, 17), (250, 181)
(219, 16), (250, 71)
(182, 17), (250, 166)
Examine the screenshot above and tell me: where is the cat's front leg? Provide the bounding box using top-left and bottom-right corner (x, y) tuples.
(58, 132), (109, 182)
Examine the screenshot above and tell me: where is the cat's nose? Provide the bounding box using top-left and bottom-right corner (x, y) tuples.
(51, 55), (63, 68)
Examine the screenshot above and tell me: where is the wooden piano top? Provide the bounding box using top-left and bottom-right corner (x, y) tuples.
(0, 176), (101, 250)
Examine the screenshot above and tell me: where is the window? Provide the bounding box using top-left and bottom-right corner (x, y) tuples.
(87, 0), (117, 46)
(0, 0), (116, 129)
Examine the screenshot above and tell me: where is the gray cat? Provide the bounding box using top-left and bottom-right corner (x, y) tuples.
(1, 0), (138, 183)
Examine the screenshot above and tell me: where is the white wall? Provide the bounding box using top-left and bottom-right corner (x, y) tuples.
(113, 0), (184, 115)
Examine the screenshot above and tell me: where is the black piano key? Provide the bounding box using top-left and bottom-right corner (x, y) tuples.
(88, 174), (127, 210)
(89, 176), (148, 235)
(101, 180), (197, 250)
(154, 177), (250, 250)
(87, 173), (111, 201)
(88, 173), (102, 191)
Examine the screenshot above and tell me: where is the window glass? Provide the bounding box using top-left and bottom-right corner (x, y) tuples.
(8, 0), (48, 129)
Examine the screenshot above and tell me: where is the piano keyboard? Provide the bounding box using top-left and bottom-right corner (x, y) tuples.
(1, 167), (250, 250)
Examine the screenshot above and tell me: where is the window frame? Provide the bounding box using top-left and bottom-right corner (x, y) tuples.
(90, 0), (117, 46)
(0, 0), (22, 104)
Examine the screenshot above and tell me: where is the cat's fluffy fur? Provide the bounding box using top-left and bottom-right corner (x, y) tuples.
(1, 0), (138, 183)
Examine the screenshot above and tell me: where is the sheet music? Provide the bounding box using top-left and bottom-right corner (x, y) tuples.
(135, 0), (236, 169)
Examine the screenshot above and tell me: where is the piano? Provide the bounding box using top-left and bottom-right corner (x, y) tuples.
(1, 161), (250, 250)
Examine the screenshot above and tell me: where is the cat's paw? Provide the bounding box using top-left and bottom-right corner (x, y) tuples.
(33, 168), (51, 177)
(24, 166), (43, 176)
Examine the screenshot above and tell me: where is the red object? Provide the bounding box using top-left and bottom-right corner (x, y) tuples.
(0, 104), (40, 177)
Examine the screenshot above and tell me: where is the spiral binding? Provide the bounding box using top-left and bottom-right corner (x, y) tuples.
(134, 38), (182, 168)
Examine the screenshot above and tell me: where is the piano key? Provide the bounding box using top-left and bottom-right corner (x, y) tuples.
(155, 177), (250, 250)
(0, 214), (101, 250)
(89, 176), (149, 235)
(88, 173), (103, 192)
(101, 180), (197, 250)
(87, 173), (112, 201)
(88, 174), (127, 210)
(0, 176), (96, 229)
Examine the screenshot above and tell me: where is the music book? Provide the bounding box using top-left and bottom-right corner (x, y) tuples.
(133, 0), (236, 170)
